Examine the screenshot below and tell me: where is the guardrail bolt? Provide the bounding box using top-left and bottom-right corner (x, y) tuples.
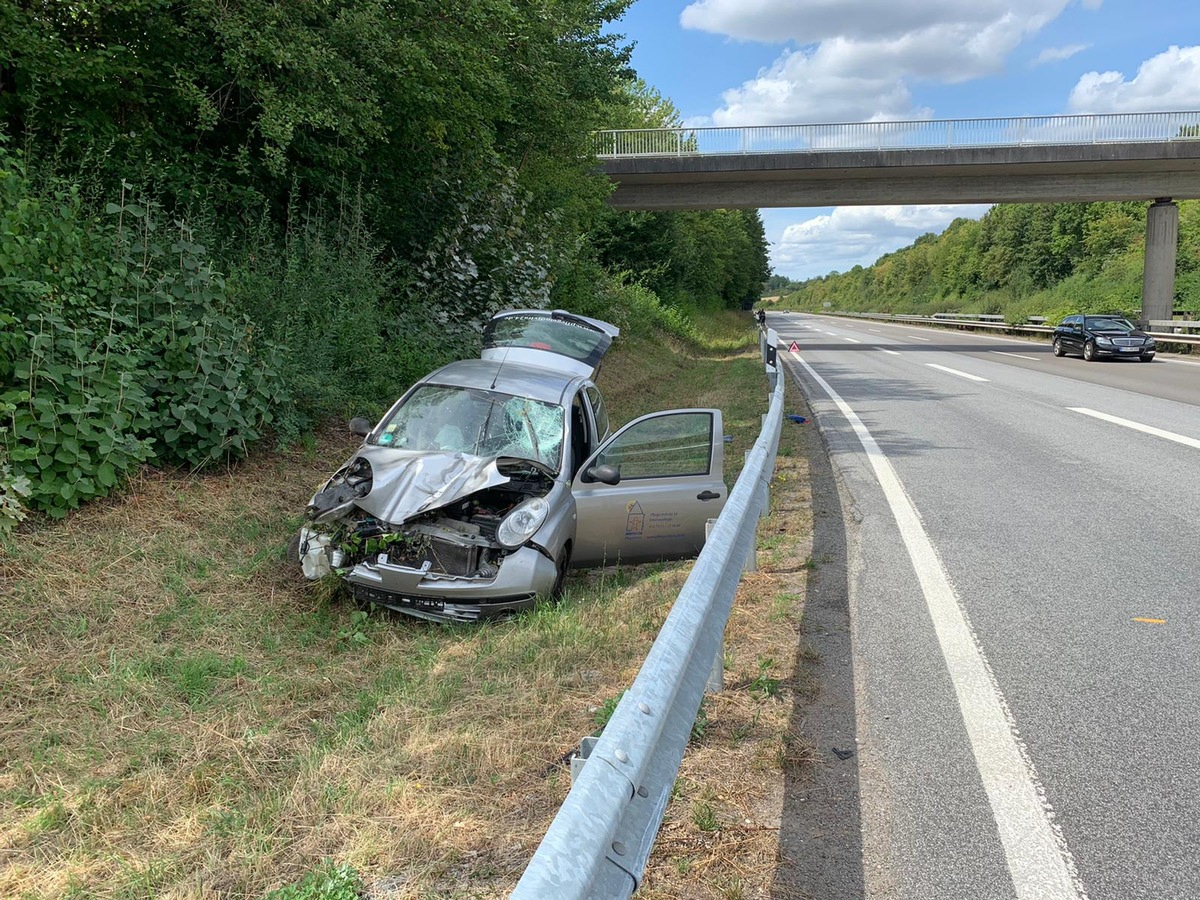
(614, 749), (629, 764)
(637, 786), (649, 798)
(638, 702), (652, 715)
(613, 841), (627, 856)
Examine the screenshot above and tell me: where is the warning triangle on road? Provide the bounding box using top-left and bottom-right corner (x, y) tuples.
(788, 340), (800, 353)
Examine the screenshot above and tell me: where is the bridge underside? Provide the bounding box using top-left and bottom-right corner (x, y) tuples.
(602, 142), (1200, 210)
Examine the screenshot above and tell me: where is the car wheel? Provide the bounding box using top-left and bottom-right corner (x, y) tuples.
(1083, 340), (1097, 361)
(550, 543), (572, 602)
(1052, 337), (1065, 357)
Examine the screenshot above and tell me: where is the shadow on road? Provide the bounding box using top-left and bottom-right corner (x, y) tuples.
(771, 384), (866, 900)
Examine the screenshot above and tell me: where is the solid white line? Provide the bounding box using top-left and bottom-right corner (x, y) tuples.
(989, 350), (1040, 361)
(879, 348), (901, 355)
(845, 337), (862, 343)
(926, 363), (989, 382)
(789, 351), (1086, 900)
(1068, 408), (1200, 450)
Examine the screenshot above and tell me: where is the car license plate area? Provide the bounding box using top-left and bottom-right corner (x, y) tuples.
(1120, 347), (1139, 352)
(352, 584), (445, 612)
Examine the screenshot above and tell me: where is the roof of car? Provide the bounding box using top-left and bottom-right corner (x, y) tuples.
(419, 358), (583, 405)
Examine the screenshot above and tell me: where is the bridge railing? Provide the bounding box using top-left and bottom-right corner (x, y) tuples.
(510, 351), (785, 899)
(594, 111), (1200, 158)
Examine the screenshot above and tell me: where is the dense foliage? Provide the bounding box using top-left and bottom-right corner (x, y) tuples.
(0, 145), (282, 519)
(781, 200), (1200, 323)
(0, 5), (771, 533)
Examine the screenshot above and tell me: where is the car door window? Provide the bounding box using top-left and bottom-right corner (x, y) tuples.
(592, 412), (713, 479)
(584, 385), (609, 442)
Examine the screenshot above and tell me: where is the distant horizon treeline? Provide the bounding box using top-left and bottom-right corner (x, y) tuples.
(0, 1), (768, 528)
(776, 200), (1200, 323)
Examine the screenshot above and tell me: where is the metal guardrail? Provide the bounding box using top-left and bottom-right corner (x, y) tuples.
(594, 111), (1200, 158)
(833, 312), (1200, 347)
(511, 340), (785, 899)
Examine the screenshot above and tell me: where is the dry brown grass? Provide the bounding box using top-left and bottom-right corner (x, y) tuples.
(0, 317), (819, 899)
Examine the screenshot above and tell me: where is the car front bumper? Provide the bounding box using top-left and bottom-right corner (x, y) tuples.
(342, 544), (558, 623)
(1094, 343), (1154, 359)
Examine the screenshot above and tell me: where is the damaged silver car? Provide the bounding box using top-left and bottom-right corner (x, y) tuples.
(291, 309), (729, 623)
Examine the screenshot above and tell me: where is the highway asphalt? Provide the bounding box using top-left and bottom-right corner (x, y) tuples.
(770, 312), (1200, 900)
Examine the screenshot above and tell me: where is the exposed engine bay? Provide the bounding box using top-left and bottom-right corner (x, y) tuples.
(299, 452), (555, 581)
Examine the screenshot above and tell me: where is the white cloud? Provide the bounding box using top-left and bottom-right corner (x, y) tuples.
(771, 205), (991, 279)
(682, 0), (1079, 125)
(1032, 43), (1088, 66)
(1068, 45), (1200, 113)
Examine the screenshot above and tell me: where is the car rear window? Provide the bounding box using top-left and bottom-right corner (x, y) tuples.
(483, 313), (613, 369)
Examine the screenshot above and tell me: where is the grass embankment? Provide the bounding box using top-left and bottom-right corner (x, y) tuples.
(0, 311), (820, 899)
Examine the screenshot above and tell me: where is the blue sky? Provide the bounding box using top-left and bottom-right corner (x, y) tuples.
(608, 0), (1200, 280)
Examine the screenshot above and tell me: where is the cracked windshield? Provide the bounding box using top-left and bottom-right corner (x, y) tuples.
(373, 385), (563, 470)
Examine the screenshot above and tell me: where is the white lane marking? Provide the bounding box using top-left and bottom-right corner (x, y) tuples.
(879, 348), (901, 355)
(1068, 408), (1200, 450)
(869, 329), (881, 333)
(909, 336), (931, 341)
(926, 363), (989, 382)
(789, 350), (1086, 900)
(990, 350), (1039, 361)
(845, 337), (862, 343)
(1162, 357), (1200, 368)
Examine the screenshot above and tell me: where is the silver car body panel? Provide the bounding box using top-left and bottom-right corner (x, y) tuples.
(351, 446), (511, 525)
(571, 409), (727, 567)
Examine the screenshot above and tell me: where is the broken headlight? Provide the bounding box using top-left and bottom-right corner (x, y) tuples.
(495, 496), (549, 548)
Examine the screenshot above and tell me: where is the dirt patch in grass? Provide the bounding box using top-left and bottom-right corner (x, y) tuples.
(0, 320), (822, 898)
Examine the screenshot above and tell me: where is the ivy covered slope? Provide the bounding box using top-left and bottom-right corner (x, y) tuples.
(782, 201), (1200, 322)
(0, 4), (771, 533)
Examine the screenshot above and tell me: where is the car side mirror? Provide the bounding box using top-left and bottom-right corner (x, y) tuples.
(348, 417), (374, 437)
(584, 463), (621, 485)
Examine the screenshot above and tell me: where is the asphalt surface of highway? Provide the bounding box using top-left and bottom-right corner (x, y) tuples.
(770, 312), (1200, 900)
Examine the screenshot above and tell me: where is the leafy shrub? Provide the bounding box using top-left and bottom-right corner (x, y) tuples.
(1, 145), (283, 517)
(228, 197), (427, 438)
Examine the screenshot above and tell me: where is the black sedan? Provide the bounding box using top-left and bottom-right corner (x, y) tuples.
(1052, 315), (1156, 362)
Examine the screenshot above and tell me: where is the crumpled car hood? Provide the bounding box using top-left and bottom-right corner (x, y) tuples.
(351, 445), (510, 525)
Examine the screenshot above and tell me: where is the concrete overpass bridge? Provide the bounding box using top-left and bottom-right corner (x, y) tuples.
(595, 111), (1200, 321)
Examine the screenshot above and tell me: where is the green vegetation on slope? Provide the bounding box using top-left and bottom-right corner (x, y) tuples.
(779, 200), (1200, 323)
(0, 8), (770, 531)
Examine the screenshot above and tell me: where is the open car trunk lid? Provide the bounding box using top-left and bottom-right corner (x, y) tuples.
(481, 309), (619, 379)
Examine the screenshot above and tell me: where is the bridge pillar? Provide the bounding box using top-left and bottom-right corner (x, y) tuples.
(1140, 198), (1178, 326)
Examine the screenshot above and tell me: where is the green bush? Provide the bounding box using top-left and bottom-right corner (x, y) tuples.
(1, 145), (284, 517)
(228, 199), (432, 438)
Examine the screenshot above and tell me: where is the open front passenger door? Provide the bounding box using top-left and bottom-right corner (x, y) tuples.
(571, 409), (727, 567)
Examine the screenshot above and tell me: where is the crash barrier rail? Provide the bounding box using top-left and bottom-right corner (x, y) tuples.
(510, 335), (785, 900)
(831, 312), (1200, 348)
(594, 110), (1200, 158)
